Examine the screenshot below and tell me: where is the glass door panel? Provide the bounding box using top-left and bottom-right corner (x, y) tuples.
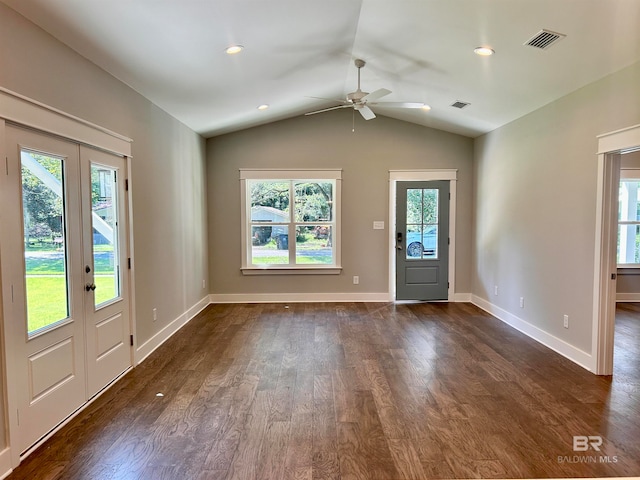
(405, 188), (439, 259)
(21, 149), (70, 335)
(91, 164), (120, 307)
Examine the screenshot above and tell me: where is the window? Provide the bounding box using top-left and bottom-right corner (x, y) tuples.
(240, 169), (341, 273)
(618, 171), (640, 266)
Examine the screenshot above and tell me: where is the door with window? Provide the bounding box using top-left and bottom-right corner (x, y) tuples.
(396, 181), (449, 300)
(80, 146), (130, 398)
(3, 125), (131, 453)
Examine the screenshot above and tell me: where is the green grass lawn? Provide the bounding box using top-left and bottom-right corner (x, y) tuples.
(252, 233), (332, 265)
(25, 245), (119, 332)
(26, 275), (117, 333)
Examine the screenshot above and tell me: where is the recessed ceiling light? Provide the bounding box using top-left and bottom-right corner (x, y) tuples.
(257, 104), (269, 110)
(421, 104), (432, 111)
(474, 46), (495, 56)
(225, 45), (244, 55)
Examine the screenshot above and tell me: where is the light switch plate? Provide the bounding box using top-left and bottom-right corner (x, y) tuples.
(373, 221), (385, 230)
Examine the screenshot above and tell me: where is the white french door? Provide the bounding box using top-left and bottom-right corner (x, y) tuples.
(3, 125), (131, 454)
(80, 146), (131, 398)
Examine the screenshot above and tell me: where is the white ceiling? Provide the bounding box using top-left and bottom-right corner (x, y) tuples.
(3, 0), (640, 138)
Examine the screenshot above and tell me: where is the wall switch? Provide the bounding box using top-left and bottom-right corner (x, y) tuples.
(563, 314), (569, 329)
(519, 297), (524, 308)
(353, 276), (359, 285)
(373, 221), (385, 230)
(202, 279), (206, 289)
(153, 308), (157, 322)
(494, 285), (498, 296)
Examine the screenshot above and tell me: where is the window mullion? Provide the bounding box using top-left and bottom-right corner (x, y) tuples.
(289, 180), (295, 265)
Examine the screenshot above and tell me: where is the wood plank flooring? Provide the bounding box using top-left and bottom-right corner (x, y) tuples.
(6, 302), (640, 479)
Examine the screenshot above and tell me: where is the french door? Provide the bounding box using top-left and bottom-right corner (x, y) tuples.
(396, 181), (450, 300)
(3, 125), (131, 453)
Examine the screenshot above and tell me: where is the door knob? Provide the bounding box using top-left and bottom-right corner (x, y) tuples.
(85, 283), (96, 292)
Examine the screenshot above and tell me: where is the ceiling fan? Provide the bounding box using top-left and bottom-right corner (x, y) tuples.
(305, 58), (428, 121)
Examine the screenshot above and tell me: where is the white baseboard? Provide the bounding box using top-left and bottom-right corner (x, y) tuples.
(616, 292), (640, 302)
(210, 292), (473, 304)
(209, 292), (391, 303)
(0, 448), (12, 480)
(135, 295), (210, 365)
(471, 295), (593, 372)
(452, 292), (472, 302)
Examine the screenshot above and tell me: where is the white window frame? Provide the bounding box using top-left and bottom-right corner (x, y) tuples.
(240, 168), (342, 275)
(617, 169), (640, 268)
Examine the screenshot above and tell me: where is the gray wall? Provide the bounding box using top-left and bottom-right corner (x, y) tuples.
(207, 110), (474, 297)
(473, 61), (640, 353)
(0, 3), (209, 449)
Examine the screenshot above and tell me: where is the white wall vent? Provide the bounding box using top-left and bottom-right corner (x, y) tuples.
(451, 101), (470, 109)
(524, 29), (566, 50)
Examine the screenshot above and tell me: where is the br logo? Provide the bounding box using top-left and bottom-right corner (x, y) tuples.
(573, 435), (603, 452)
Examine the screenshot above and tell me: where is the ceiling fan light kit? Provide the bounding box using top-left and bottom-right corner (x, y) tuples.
(305, 58), (428, 123)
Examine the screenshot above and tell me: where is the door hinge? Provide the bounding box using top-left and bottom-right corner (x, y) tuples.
(448, 282), (450, 288)
(5, 157), (8, 175)
(114, 171), (117, 183)
(128, 258), (131, 269)
(448, 237), (450, 245)
(130, 335), (134, 346)
(125, 179), (129, 191)
(611, 273), (617, 280)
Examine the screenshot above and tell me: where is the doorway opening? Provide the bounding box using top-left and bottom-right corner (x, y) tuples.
(593, 124), (640, 375)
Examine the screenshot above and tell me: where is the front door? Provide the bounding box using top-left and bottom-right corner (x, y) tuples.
(396, 181), (450, 301)
(3, 125), (131, 453)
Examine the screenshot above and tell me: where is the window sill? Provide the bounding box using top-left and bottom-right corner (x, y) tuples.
(241, 266), (342, 275)
(617, 265), (640, 273)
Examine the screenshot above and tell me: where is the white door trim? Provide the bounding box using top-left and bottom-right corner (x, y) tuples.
(389, 169), (457, 302)
(0, 87), (131, 157)
(593, 124), (640, 375)
(0, 88), (134, 468)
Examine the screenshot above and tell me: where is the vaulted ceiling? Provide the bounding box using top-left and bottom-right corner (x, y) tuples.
(3, 0), (640, 138)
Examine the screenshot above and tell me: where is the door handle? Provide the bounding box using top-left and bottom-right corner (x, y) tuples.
(396, 232), (403, 250)
(85, 283), (96, 292)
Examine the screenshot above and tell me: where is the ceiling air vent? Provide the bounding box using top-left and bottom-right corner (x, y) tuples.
(524, 29), (566, 50)
(451, 101), (470, 109)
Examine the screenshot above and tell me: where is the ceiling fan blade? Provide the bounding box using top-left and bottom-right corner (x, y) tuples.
(361, 88), (391, 103)
(305, 96), (348, 104)
(368, 102), (426, 109)
(358, 105), (376, 120)
(305, 104), (351, 116)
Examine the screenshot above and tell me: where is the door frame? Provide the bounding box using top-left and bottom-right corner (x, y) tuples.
(389, 169), (457, 302)
(0, 87), (134, 467)
(593, 124), (640, 375)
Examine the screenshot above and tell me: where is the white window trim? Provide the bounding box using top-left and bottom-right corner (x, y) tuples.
(617, 170), (640, 268)
(240, 168), (342, 275)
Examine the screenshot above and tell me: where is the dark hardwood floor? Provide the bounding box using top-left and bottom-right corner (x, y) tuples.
(6, 302), (640, 479)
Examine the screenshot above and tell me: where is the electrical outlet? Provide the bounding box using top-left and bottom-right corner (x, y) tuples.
(153, 308), (157, 322)
(563, 314), (569, 329)
(353, 276), (359, 285)
(519, 297), (524, 308)
(494, 285), (498, 296)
